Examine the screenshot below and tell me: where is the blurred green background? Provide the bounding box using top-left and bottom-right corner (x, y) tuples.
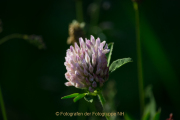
(0, 0), (180, 120)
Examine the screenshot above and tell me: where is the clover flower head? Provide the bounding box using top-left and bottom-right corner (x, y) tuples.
(64, 35), (110, 92)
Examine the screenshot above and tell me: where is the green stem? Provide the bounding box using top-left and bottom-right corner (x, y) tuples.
(90, 0), (101, 26)
(0, 85), (8, 120)
(97, 91), (110, 120)
(87, 0), (102, 36)
(89, 101), (97, 116)
(0, 33), (26, 45)
(76, 0), (83, 22)
(77, 97), (87, 120)
(133, 2), (144, 116)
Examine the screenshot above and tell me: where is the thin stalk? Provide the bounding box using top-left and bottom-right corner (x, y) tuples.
(133, 2), (144, 116)
(0, 34), (25, 45)
(76, 0), (83, 22)
(77, 98), (87, 120)
(90, 0), (101, 26)
(0, 86), (8, 120)
(88, 102), (97, 120)
(97, 91), (110, 120)
(88, 0), (102, 36)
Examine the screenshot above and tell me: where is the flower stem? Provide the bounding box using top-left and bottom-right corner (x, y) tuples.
(97, 91), (110, 120)
(133, 2), (144, 116)
(90, 0), (101, 26)
(0, 33), (26, 45)
(76, 0), (83, 22)
(0, 85), (8, 120)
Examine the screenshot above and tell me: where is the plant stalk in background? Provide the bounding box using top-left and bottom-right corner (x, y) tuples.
(133, 1), (144, 115)
(97, 91), (110, 120)
(0, 86), (8, 120)
(76, 0), (83, 22)
(0, 34), (45, 49)
(0, 33), (24, 45)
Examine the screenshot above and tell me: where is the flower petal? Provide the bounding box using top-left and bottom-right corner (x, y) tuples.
(90, 35), (95, 45)
(65, 82), (73, 86)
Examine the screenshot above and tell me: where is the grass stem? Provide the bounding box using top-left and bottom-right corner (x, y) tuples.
(0, 33), (25, 45)
(133, 2), (144, 116)
(98, 91), (110, 120)
(76, 0), (83, 22)
(0, 85), (8, 120)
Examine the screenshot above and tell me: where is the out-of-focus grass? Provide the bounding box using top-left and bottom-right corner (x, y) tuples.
(133, 2), (144, 116)
(123, 0), (180, 114)
(0, 86), (8, 120)
(76, 0), (83, 22)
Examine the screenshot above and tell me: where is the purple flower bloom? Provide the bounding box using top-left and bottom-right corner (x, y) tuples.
(64, 35), (110, 92)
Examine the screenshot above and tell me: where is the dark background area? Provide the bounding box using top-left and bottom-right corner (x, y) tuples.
(0, 0), (180, 120)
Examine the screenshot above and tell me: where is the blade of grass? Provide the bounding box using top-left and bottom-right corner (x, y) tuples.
(0, 85), (8, 120)
(76, 0), (83, 22)
(133, 1), (145, 116)
(123, 0), (180, 114)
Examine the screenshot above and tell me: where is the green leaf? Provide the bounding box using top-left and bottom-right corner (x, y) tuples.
(153, 109), (161, 120)
(109, 58), (133, 73)
(84, 95), (93, 103)
(73, 93), (86, 102)
(124, 113), (134, 120)
(107, 42), (114, 67)
(61, 93), (79, 99)
(142, 112), (150, 120)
